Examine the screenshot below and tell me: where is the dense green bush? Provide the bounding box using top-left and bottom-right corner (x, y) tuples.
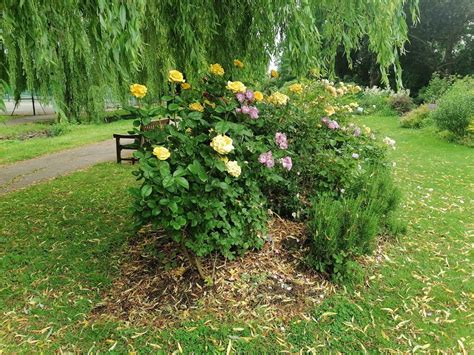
(130, 68), (293, 265)
(418, 73), (457, 103)
(388, 91), (414, 115)
(306, 167), (402, 281)
(400, 104), (431, 128)
(431, 77), (474, 138)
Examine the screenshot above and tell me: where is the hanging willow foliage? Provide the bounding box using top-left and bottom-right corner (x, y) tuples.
(0, 0), (418, 121)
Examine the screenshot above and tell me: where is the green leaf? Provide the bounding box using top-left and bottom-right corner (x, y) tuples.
(141, 184), (152, 198)
(119, 5), (126, 29)
(163, 176), (174, 188)
(176, 177), (189, 190)
(215, 121), (230, 133)
(168, 103), (180, 111)
(161, 95), (174, 101)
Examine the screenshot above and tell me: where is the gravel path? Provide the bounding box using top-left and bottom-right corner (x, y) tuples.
(0, 139), (133, 194)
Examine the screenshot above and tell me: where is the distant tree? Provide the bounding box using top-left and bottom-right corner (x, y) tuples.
(1, 1), (418, 120)
(335, 0), (474, 95)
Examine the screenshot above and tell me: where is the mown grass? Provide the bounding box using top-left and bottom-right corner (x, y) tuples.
(0, 116), (472, 352)
(0, 120), (131, 165)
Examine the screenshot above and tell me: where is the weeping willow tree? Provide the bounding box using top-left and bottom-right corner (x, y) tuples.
(1, 0), (145, 121)
(1, 0), (418, 121)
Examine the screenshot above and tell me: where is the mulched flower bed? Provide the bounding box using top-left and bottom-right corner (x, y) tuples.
(93, 218), (336, 327)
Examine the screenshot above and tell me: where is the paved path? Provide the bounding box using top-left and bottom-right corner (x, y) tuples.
(0, 139), (133, 194)
(3, 114), (57, 126)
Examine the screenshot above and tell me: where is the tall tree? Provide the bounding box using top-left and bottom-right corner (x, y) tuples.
(1, 0), (418, 121)
(334, 0), (474, 94)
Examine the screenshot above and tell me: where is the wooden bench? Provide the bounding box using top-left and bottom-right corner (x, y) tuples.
(113, 118), (169, 164)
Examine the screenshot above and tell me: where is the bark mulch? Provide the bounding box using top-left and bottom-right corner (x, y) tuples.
(93, 218), (336, 327)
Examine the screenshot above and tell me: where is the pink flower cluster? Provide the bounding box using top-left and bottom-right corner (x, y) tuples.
(235, 90), (259, 119)
(258, 132), (292, 171)
(259, 151), (274, 168)
(275, 132), (288, 149)
(347, 123), (361, 136)
(321, 117), (340, 130)
(258, 151), (292, 171)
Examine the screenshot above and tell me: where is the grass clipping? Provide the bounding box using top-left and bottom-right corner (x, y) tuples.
(94, 218), (335, 326)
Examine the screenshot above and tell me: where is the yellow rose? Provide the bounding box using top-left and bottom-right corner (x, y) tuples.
(324, 106), (336, 116)
(185, 128), (192, 134)
(210, 134), (234, 155)
(210, 63), (225, 76)
(153, 146), (171, 160)
(130, 84), (147, 99)
(270, 69), (279, 78)
(254, 91), (264, 102)
(267, 92), (289, 106)
(288, 83), (303, 94)
(181, 82), (191, 90)
(168, 70), (185, 83)
(364, 126), (371, 135)
(336, 88), (344, 96)
(325, 85), (337, 97)
(189, 102), (204, 112)
(226, 81), (247, 93)
(225, 160), (241, 177)
(233, 59), (244, 69)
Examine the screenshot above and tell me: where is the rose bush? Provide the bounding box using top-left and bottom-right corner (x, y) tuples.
(128, 66), (293, 270)
(126, 68), (402, 281)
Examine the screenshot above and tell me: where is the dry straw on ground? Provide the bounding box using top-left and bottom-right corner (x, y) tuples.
(93, 218), (336, 327)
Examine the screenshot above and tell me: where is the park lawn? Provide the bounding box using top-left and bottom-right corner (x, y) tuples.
(0, 116), (472, 353)
(0, 119), (132, 165)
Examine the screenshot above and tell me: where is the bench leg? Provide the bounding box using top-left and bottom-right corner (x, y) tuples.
(115, 137), (122, 163)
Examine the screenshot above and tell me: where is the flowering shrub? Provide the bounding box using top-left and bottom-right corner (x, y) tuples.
(128, 65), (293, 266)
(127, 69), (402, 281)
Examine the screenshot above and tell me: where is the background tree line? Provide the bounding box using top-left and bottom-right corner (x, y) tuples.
(335, 0), (474, 96)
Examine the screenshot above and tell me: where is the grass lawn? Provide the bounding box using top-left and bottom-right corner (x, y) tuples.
(0, 120), (132, 165)
(0, 115), (472, 352)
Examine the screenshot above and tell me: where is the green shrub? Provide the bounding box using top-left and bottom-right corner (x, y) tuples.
(400, 104), (431, 128)
(418, 72), (457, 103)
(46, 123), (71, 137)
(388, 91), (414, 115)
(306, 167), (402, 282)
(358, 87), (394, 115)
(431, 77), (474, 138)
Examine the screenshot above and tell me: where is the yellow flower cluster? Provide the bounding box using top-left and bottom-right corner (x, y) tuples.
(189, 102), (204, 112)
(169, 70), (185, 83)
(267, 92), (289, 106)
(254, 91), (264, 102)
(288, 83), (303, 94)
(210, 63), (225, 76)
(225, 160), (241, 177)
(325, 85), (337, 97)
(210, 135), (234, 155)
(226, 81), (247, 93)
(181, 82), (191, 90)
(130, 84), (147, 99)
(324, 105), (336, 116)
(153, 146), (171, 160)
(233, 59), (244, 69)
(270, 69), (279, 78)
